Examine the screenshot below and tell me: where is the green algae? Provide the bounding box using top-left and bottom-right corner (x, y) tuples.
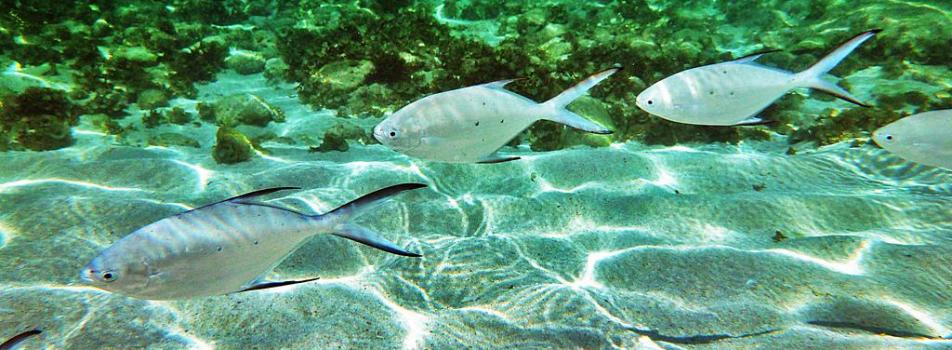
(0, 87), (79, 151)
(212, 126), (253, 164)
(2, 0), (951, 153)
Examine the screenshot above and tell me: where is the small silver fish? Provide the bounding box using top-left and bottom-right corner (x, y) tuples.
(636, 30), (880, 126)
(80, 183), (426, 300)
(373, 68), (619, 163)
(873, 110), (952, 170)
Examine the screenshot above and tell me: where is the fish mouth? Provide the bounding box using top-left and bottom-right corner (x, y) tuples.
(79, 268), (94, 284)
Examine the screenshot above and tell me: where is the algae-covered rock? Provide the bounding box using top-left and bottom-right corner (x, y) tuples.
(85, 113), (124, 135)
(166, 106), (194, 125)
(148, 132), (200, 148)
(314, 60), (375, 91)
(226, 51), (266, 75)
(136, 89), (169, 110)
(264, 58), (290, 83)
(208, 93), (286, 127)
(311, 122), (373, 152)
(112, 46), (159, 67)
(0, 87), (79, 151)
(213, 127), (254, 164)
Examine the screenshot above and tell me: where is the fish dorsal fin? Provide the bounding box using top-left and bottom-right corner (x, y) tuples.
(184, 187), (301, 213)
(731, 49), (781, 64)
(481, 78), (522, 90)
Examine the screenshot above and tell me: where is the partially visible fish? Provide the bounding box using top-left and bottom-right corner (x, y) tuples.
(873, 110), (952, 170)
(0, 329), (41, 350)
(373, 68), (619, 163)
(80, 183), (427, 300)
(636, 30), (880, 126)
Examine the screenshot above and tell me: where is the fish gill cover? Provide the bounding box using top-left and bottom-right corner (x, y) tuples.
(0, 0), (951, 349)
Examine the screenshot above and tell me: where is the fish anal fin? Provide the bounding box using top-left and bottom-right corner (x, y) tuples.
(332, 224), (421, 257)
(477, 155), (521, 164)
(238, 277), (320, 293)
(732, 117), (777, 126)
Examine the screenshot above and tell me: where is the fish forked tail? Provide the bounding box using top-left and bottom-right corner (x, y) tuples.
(540, 67), (621, 134)
(319, 183), (427, 257)
(795, 29), (880, 107)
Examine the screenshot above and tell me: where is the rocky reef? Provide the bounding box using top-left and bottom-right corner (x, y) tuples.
(2, 0), (951, 152)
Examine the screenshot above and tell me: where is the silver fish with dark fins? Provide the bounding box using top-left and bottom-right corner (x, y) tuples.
(873, 109), (952, 170)
(373, 68), (619, 164)
(80, 183), (427, 300)
(637, 30), (880, 126)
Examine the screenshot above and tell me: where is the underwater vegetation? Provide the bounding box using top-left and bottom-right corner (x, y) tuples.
(2, 0), (951, 157)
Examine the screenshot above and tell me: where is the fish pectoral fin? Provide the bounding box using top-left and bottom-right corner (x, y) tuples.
(476, 154), (521, 164)
(732, 117), (776, 126)
(238, 277), (320, 293)
(332, 224), (422, 257)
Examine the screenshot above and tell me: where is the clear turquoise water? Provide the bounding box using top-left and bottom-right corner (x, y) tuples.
(2, 1), (952, 349)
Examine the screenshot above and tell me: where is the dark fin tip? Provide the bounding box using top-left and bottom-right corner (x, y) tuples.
(1, 329), (42, 348)
(822, 89), (871, 108)
(868, 28), (883, 34)
(736, 119), (778, 127)
(238, 277), (320, 293)
(477, 156), (521, 164)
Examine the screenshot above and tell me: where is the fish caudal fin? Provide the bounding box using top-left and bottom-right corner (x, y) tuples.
(321, 183), (427, 257)
(796, 30), (879, 107)
(333, 224), (421, 257)
(541, 68), (620, 134)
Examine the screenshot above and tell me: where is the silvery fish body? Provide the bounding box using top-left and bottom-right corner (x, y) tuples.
(636, 30), (880, 126)
(80, 184), (426, 300)
(873, 110), (952, 170)
(373, 69), (618, 163)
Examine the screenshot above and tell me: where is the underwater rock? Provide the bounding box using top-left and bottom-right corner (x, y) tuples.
(314, 60), (375, 92)
(136, 89), (169, 110)
(0, 87), (79, 151)
(85, 113), (123, 135)
(208, 93), (286, 127)
(311, 122), (373, 153)
(166, 106), (194, 125)
(142, 109), (164, 129)
(212, 127), (253, 164)
(226, 51), (266, 75)
(263, 58), (289, 83)
(148, 132), (200, 148)
(112, 46), (159, 67)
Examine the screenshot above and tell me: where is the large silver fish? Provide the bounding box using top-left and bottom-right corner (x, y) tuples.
(373, 68), (619, 164)
(873, 110), (952, 170)
(80, 183), (426, 300)
(636, 30), (880, 126)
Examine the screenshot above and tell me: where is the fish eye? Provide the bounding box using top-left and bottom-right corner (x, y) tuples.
(885, 135), (893, 141)
(389, 131), (396, 138)
(101, 271), (117, 282)
(647, 100), (653, 105)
